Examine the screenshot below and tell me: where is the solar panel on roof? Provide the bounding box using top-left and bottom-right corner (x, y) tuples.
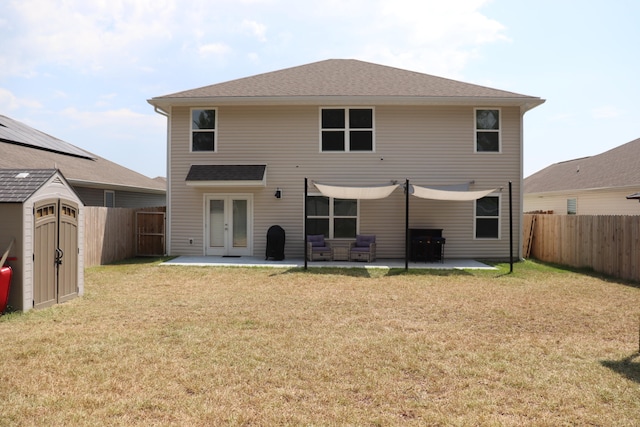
(0, 115), (95, 160)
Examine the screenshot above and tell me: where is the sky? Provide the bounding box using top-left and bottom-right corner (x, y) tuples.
(1, 0), (638, 179)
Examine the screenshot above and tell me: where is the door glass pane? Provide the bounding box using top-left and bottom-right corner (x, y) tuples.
(233, 200), (248, 248)
(210, 200), (224, 247)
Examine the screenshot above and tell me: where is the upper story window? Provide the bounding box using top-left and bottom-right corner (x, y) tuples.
(191, 108), (217, 152)
(475, 195), (500, 239)
(321, 108), (374, 152)
(475, 108), (500, 152)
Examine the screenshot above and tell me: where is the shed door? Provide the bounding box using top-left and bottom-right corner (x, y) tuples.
(33, 199), (79, 309)
(58, 201), (79, 303)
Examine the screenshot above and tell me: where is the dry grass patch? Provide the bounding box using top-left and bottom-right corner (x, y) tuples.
(1, 260), (639, 426)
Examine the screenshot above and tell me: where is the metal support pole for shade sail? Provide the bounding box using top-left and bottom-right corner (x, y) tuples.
(304, 177), (308, 270)
(405, 179), (409, 271)
(509, 181), (513, 273)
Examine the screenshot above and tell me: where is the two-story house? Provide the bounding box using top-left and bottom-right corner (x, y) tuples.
(148, 59), (544, 260)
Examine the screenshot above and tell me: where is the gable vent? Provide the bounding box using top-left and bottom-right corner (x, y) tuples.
(52, 177), (63, 185)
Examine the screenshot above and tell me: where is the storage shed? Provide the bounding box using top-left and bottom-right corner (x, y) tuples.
(0, 169), (84, 312)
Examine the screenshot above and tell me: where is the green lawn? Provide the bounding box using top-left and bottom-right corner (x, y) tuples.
(1, 260), (639, 426)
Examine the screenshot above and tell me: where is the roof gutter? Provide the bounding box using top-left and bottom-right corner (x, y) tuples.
(67, 178), (166, 194)
(148, 95), (546, 109)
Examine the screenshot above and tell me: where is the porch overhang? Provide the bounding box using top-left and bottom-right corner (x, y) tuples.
(185, 165), (267, 187)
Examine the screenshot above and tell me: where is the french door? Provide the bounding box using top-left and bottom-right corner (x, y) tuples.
(205, 195), (252, 256)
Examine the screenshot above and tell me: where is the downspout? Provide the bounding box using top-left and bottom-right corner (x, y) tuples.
(152, 105), (171, 256)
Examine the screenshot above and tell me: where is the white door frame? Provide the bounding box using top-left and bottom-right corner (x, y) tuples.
(204, 194), (253, 256)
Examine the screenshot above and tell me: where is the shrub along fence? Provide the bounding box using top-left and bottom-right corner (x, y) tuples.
(524, 214), (640, 283)
(84, 206), (166, 267)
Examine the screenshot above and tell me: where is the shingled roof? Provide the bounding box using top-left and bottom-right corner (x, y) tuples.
(0, 169), (59, 203)
(524, 138), (640, 194)
(0, 115), (165, 193)
(149, 59), (544, 109)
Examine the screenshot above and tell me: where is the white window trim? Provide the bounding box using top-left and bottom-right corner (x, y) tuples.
(190, 107), (218, 153)
(474, 107), (501, 154)
(473, 193), (501, 240)
(104, 190), (115, 208)
(319, 107), (376, 153)
(306, 193), (360, 239)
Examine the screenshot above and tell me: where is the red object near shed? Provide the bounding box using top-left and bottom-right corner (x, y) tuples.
(0, 266), (12, 314)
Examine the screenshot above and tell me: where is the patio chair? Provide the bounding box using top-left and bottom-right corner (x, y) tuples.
(349, 234), (376, 262)
(306, 234), (333, 261)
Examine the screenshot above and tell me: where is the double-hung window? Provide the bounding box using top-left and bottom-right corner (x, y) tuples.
(475, 108), (500, 152)
(321, 107), (374, 152)
(191, 108), (216, 152)
(306, 195), (358, 238)
(475, 195), (500, 239)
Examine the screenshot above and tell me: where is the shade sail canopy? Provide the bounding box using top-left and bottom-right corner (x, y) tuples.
(314, 182), (399, 199)
(185, 165), (266, 187)
(411, 185), (497, 201)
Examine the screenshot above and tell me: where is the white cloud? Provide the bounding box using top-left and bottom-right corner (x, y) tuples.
(2, 0), (176, 77)
(373, 0), (505, 74)
(241, 19), (267, 42)
(0, 87), (42, 110)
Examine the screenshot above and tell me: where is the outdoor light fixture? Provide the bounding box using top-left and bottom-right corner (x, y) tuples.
(274, 188), (282, 198)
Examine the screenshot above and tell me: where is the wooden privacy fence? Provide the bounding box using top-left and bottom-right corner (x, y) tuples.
(84, 206), (166, 267)
(524, 214), (640, 283)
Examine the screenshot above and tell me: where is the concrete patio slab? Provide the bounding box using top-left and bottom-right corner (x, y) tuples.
(161, 256), (497, 270)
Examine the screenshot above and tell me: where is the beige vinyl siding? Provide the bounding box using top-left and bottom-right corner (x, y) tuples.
(169, 105), (523, 259)
(525, 187), (640, 215)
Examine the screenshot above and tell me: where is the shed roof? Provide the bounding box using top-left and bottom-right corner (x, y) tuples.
(0, 169), (58, 203)
(524, 138), (640, 194)
(149, 59), (544, 110)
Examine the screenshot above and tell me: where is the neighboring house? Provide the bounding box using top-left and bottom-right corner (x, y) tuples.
(0, 115), (166, 208)
(148, 59), (544, 260)
(524, 137), (640, 215)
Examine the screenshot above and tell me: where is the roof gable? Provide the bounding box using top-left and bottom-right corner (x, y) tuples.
(150, 59), (543, 109)
(524, 138), (640, 193)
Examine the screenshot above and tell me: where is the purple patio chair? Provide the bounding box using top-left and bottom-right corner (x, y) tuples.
(349, 235), (376, 262)
(306, 234), (333, 261)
